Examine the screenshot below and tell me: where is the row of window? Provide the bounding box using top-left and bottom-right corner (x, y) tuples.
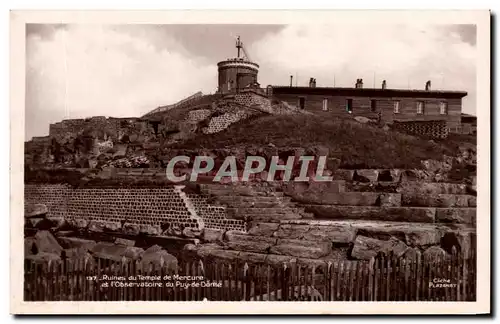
(318, 99), (449, 115)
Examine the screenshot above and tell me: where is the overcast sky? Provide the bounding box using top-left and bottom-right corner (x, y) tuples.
(26, 24), (477, 139)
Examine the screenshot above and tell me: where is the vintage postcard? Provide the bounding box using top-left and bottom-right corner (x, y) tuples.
(10, 10), (490, 314)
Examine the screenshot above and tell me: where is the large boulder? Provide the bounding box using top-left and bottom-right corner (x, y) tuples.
(404, 229), (442, 247)
(104, 221), (122, 232)
(91, 242), (143, 262)
(140, 245), (178, 271)
(67, 218), (89, 229)
(58, 237), (97, 251)
(26, 252), (61, 264)
(202, 228), (224, 242)
(275, 223), (355, 244)
(269, 239), (331, 259)
(114, 238), (135, 247)
(224, 232), (276, 253)
(33, 231), (63, 255)
(423, 246), (448, 261)
(182, 227), (202, 238)
(139, 224), (162, 236)
(123, 247), (145, 260)
(305, 224), (356, 244)
(25, 204), (48, 218)
(274, 224), (310, 239)
(122, 223), (141, 236)
(351, 236), (408, 260)
(237, 251), (268, 264)
(88, 220), (106, 233)
(247, 222), (279, 237)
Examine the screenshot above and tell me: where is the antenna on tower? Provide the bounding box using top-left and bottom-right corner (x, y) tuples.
(236, 36), (243, 58)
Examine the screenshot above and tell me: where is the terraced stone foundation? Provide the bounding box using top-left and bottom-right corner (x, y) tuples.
(25, 167), (476, 265)
(187, 174), (476, 264)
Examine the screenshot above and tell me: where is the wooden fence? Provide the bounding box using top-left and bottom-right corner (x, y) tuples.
(24, 248), (476, 302)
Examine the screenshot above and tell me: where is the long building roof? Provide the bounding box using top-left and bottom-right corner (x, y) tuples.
(269, 85), (468, 99)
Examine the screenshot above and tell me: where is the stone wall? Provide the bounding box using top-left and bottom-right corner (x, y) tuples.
(234, 92), (272, 112)
(24, 184), (69, 219)
(24, 184), (246, 232)
(187, 194), (246, 232)
(203, 110), (253, 134)
(49, 116), (141, 142)
(392, 120), (449, 139)
(234, 91), (298, 115)
(187, 109), (212, 124)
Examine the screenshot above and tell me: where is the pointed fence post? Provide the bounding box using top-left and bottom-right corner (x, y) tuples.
(243, 262), (249, 301)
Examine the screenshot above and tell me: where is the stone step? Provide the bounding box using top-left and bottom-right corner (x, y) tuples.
(435, 208), (476, 225)
(304, 205), (436, 223)
(270, 219), (474, 247)
(279, 218), (474, 229)
(291, 192), (401, 207)
(402, 194), (476, 208)
(269, 238), (332, 259)
(303, 205), (476, 225)
(226, 207), (304, 215)
(398, 181), (469, 195)
(200, 183), (279, 191)
(212, 195), (293, 208)
(192, 246), (350, 265)
(244, 213), (303, 222)
(223, 232), (277, 254)
(202, 188), (285, 197)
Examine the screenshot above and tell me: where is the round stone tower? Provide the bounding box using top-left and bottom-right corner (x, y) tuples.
(217, 36), (259, 94)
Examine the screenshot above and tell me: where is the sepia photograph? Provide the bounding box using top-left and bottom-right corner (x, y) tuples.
(10, 10), (490, 314)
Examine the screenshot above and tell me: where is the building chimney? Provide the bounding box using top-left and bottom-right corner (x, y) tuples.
(355, 78), (364, 89)
(290, 75), (293, 87)
(382, 80), (387, 90)
(425, 80), (432, 91)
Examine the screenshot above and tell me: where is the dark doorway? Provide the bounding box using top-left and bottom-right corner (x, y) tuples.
(371, 99), (377, 112)
(346, 99), (353, 113)
(299, 97), (305, 110)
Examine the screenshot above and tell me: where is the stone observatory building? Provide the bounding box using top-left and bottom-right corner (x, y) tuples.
(217, 36), (260, 94)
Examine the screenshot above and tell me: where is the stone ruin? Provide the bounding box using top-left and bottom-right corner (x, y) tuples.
(23, 87), (477, 269)
(24, 90), (302, 171)
(25, 162), (476, 268)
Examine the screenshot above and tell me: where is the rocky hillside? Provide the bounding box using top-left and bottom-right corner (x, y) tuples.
(25, 104), (476, 185)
